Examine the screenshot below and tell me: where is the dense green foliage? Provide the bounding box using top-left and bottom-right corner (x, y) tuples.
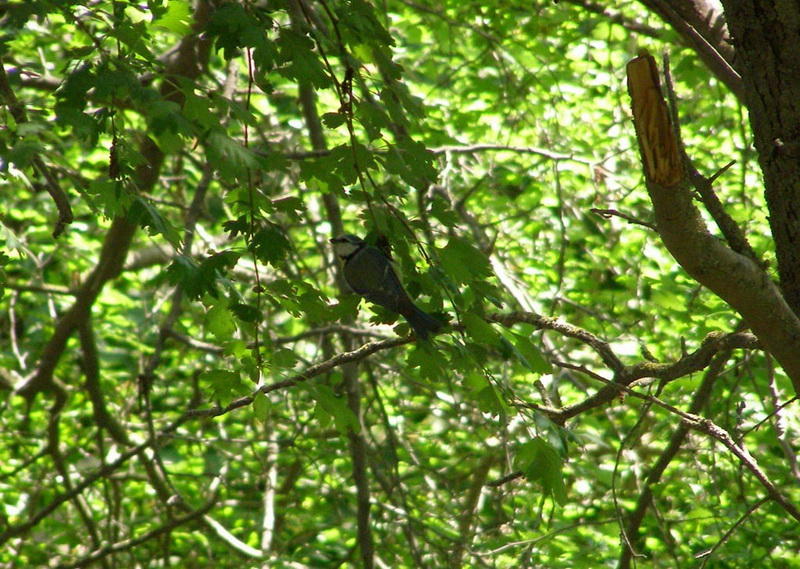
(1, 1), (798, 568)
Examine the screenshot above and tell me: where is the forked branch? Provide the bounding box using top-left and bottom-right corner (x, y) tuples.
(626, 52), (800, 389)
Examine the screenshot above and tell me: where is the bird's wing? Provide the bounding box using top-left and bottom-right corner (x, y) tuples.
(345, 246), (410, 312)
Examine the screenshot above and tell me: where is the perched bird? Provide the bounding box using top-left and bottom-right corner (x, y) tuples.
(330, 234), (442, 339)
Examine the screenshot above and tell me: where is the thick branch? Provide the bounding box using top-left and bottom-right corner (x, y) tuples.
(626, 53), (800, 390)
(721, 1), (800, 315)
(78, 320), (130, 444)
(557, 332), (756, 422)
(16, 216), (140, 399)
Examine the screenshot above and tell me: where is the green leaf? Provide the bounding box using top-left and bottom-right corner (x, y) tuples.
(271, 348), (300, 370)
(127, 197), (181, 246)
(183, 90), (218, 129)
(406, 344), (446, 380)
(6, 139), (43, 168)
(200, 369), (248, 404)
(206, 130), (261, 179)
(153, 0), (192, 35)
(297, 287), (331, 324)
(206, 301), (237, 342)
(498, 330), (552, 374)
(439, 236), (492, 285)
(252, 225), (291, 267)
(165, 251), (239, 300)
(253, 392), (270, 424)
(277, 29), (330, 88)
(310, 384), (359, 434)
(322, 112), (347, 129)
(382, 137), (437, 190)
(514, 334), (551, 373)
(229, 302), (261, 323)
(515, 438), (567, 505)
(464, 372), (507, 416)
(429, 193), (459, 226)
(203, 447), (224, 476)
(206, 3), (260, 59)
(463, 312), (501, 346)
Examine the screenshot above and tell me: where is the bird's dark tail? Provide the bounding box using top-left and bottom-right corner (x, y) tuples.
(403, 305), (443, 340)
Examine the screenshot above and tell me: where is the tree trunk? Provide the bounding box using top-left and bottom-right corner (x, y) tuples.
(721, 1), (800, 316)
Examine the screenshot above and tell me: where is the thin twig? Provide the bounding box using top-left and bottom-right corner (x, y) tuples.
(696, 497), (768, 567)
(0, 415), (189, 546)
(618, 346), (732, 569)
(590, 208), (657, 231)
(562, 361), (800, 523)
(486, 470), (524, 487)
(54, 494), (218, 569)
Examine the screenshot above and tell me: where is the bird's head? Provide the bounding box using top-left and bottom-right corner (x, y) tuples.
(330, 234), (365, 259)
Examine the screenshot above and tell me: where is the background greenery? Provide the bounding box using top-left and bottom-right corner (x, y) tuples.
(1, 1), (798, 568)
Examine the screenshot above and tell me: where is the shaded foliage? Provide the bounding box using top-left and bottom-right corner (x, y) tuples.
(1, 1), (799, 568)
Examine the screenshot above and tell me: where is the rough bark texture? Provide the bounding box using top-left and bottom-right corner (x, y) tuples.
(721, 1), (800, 316)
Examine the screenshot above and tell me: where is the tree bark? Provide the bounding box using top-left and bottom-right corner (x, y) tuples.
(721, 1), (800, 316)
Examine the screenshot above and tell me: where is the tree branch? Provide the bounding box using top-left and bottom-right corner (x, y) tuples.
(54, 495), (217, 569)
(188, 312), (757, 430)
(0, 414), (189, 546)
(636, 0), (742, 99)
(15, 4), (213, 400)
(565, 356), (800, 524)
(15, 216), (140, 399)
(686, 417), (800, 522)
(0, 60), (73, 237)
(619, 346), (731, 569)
(626, 52), (800, 390)
(562, 0), (664, 38)
(696, 496), (768, 567)
(288, 4), (374, 567)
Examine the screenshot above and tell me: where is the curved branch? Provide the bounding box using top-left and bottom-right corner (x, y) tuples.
(191, 312), (757, 425)
(626, 53), (800, 390)
(563, 357), (800, 524)
(557, 331), (757, 422)
(687, 417), (800, 522)
(16, 216), (140, 399)
(490, 312), (626, 376)
(189, 336), (410, 419)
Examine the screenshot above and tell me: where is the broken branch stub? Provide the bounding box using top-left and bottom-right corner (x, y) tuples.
(626, 52), (683, 187)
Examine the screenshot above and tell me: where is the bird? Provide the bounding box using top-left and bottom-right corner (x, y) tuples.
(330, 234), (443, 339)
